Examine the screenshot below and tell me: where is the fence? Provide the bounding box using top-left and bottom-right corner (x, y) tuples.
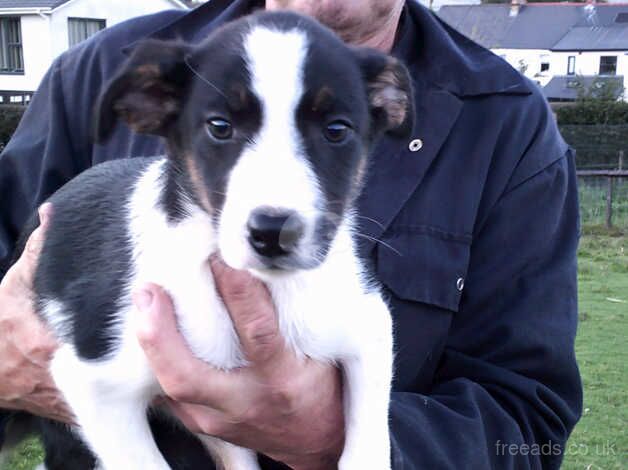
(576, 152), (628, 230)
(558, 124), (628, 231)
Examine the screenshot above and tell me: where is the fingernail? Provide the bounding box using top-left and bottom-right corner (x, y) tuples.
(134, 289), (154, 311)
(38, 203), (51, 227)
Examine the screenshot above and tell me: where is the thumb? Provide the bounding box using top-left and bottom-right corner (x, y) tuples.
(9, 202), (53, 289)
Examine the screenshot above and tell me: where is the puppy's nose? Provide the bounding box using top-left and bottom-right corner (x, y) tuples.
(247, 208), (304, 258)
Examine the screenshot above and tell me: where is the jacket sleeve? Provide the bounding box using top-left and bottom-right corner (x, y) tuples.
(0, 54), (91, 278)
(388, 142), (582, 466)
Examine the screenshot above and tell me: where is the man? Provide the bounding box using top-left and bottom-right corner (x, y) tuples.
(0, 0), (582, 468)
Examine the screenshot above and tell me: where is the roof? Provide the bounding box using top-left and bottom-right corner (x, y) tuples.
(0, 0), (70, 7)
(0, 0), (188, 11)
(553, 25), (628, 51)
(438, 4), (628, 51)
(543, 75), (625, 101)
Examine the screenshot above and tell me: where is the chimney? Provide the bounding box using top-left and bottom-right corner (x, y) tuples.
(510, 0), (527, 17)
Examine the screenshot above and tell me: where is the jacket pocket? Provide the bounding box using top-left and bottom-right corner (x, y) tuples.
(376, 227), (472, 312)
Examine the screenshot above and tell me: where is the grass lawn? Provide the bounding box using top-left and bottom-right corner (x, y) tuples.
(562, 229), (627, 470)
(1, 231), (626, 470)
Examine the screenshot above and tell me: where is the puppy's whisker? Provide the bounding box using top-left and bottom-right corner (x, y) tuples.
(354, 215), (386, 230)
(353, 232), (402, 256)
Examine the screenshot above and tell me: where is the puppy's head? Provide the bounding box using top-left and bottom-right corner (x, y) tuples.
(96, 11), (414, 272)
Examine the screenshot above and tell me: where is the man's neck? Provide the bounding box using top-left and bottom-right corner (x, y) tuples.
(350, 5), (404, 53)
(264, 1), (404, 54)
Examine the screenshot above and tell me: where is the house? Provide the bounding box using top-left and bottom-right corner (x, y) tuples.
(0, 0), (188, 104)
(438, 2), (628, 101)
(417, 0), (480, 10)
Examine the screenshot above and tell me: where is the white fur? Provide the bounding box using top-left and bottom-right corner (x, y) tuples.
(47, 25), (393, 470)
(219, 27), (323, 270)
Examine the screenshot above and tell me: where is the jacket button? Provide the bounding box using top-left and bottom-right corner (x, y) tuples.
(408, 138), (423, 152)
(456, 277), (465, 291)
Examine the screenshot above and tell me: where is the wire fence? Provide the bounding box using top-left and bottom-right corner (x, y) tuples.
(578, 175), (628, 231)
(558, 124), (628, 232)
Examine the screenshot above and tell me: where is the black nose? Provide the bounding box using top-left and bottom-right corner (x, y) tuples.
(247, 208), (304, 258)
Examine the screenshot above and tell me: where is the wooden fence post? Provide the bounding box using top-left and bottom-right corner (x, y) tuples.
(606, 176), (614, 228)
(619, 150), (624, 171)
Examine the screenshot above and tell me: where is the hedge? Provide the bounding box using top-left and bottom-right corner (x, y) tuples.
(0, 105), (25, 150)
(2, 100), (626, 169)
(558, 124), (628, 169)
(552, 101), (628, 125)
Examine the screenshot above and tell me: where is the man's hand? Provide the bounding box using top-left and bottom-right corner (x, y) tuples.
(0, 204), (74, 423)
(135, 257), (345, 470)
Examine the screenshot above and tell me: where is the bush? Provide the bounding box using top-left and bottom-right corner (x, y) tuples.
(553, 100), (628, 125)
(0, 105), (26, 150)
(559, 124), (628, 168)
(553, 99), (628, 169)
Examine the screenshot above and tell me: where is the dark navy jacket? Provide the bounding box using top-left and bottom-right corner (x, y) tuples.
(0, 1), (582, 468)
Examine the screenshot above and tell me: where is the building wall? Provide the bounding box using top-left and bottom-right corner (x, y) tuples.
(550, 51), (628, 95)
(492, 48), (628, 97)
(0, 14), (51, 93)
(492, 48), (553, 87)
(418, 0), (480, 10)
(48, 0), (183, 59)
(0, 0), (184, 92)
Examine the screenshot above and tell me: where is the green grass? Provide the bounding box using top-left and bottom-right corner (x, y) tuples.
(1, 234), (626, 470)
(0, 437), (43, 470)
(562, 232), (628, 470)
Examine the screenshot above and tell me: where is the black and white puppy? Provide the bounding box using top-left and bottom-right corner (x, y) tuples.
(18, 11), (413, 470)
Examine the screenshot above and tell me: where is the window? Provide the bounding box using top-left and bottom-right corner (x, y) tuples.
(0, 17), (23, 74)
(540, 54), (550, 73)
(567, 56), (576, 75)
(68, 18), (106, 47)
(599, 56), (617, 75)
(615, 12), (628, 23)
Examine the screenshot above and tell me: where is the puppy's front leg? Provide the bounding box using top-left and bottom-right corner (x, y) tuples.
(338, 299), (393, 470)
(51, 345), (170, 470)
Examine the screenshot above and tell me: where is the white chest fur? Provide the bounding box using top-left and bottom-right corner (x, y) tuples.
(127, 160), (381, 370)
(47, 158), (394, 470)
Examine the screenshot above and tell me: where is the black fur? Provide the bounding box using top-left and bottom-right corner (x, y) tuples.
(97, 11), (413, 244)
(38, 414), (217, 470)
(34, 158), (153, 360)
(10, 11), (414, 469)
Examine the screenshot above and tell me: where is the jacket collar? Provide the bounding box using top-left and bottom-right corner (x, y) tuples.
(131, 0), (532, 98)
(399, 1), (532, 97)
(126, 0), (532, 258)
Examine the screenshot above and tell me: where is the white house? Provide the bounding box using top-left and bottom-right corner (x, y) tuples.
(417, 0), (479, 11)
(438, 2), (628, 101)
(0, 0), (188, 102)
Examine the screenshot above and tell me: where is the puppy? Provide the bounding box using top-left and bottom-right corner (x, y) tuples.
(15, 11), (414, 470)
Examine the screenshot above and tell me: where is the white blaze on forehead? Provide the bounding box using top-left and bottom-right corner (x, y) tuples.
(244, 26), (307, 132)
(218, 25), (323, 269)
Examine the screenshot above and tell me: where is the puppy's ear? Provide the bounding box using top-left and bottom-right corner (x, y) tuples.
(94, 39), (192, 142)
(354, 48), (414, 137)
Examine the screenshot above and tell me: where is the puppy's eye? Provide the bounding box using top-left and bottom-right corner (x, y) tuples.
(207, 118), (233, 140)
(323, 121), (350, 143)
